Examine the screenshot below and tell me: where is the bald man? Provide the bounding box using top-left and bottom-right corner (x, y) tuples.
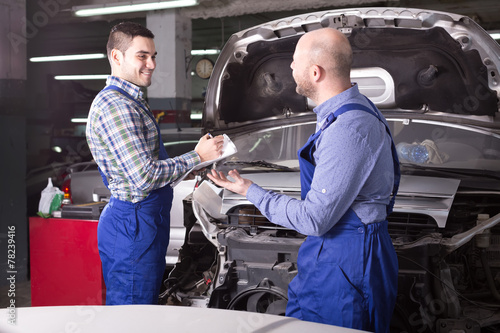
(208, 28), (400, 332)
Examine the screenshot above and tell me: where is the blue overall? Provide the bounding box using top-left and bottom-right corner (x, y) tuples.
(286, 101), (400, 332)
(97, 85), (173, 305)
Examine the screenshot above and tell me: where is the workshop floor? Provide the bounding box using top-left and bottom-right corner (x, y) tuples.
(0, 280), (31, 308)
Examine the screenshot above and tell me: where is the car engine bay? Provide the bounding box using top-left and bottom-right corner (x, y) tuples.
(161, 172), (500, 332)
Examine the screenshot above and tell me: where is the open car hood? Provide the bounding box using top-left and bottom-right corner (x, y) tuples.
(203, 7), (500, 133)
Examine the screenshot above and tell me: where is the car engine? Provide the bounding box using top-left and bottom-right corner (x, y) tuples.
(161, 173), (500, 333)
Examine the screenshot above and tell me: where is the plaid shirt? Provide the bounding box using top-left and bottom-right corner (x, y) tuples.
(86, 76), (200, 203)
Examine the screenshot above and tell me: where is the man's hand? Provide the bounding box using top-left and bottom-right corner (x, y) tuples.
(207, 169), (253, 196)
(195, 134), (224, 162)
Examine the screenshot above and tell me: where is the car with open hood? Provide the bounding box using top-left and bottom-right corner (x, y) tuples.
(163, 7), (500, 333)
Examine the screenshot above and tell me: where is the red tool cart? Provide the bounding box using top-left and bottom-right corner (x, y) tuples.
(29, 216), (105, 306)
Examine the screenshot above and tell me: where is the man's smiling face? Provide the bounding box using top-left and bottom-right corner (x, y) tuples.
(117, 36), (157, 87)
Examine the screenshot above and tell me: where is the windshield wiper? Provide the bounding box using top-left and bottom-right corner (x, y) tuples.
(401, 164), (500, 181)
(221, 160), (297, 172)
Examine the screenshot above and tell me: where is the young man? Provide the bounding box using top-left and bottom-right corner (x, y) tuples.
(86, 22), (223, 305)
(208, 28), (400, 332)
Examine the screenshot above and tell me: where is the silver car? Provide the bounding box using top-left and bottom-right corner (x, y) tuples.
(165, 7), (500, 332)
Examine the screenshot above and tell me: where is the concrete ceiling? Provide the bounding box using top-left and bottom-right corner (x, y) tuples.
(25, 0), (500, 54)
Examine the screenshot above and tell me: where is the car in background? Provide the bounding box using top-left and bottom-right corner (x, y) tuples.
(62, 128), (201, 204)
(62, 127), (201, 204)
(162, 7), (500, 333)
(60, 128), (200, 266)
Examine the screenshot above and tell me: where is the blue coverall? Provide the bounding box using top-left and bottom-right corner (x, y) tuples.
(285, 101), (400, 332)
(97, 85), (173, 305)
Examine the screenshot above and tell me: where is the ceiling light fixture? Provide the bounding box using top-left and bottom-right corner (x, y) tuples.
(73, 0), (199, 17)
(30, 53), (106, 62)
(490, 32), (500, 40)
(71, 118), (88, 123)
(191, 49), (220, 56)
(54, 75), (109, 80)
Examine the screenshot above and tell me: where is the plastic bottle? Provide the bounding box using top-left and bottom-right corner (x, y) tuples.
(396, 142), (429, 163)
(475, 214), (491, 249)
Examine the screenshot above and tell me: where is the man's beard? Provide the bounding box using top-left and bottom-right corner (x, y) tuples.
(295, 73), (316, 101)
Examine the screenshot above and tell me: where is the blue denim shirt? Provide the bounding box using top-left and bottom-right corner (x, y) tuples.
(246, 84), (394, 236)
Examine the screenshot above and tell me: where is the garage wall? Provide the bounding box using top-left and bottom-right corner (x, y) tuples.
(0, 1), (28, 286)
(0, 115), (28, 286)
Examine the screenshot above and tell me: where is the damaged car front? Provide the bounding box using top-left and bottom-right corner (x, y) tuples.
(163, 7), (500, 333)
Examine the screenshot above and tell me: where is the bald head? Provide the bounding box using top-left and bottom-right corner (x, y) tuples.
(291, 28), (353, 104)
(298, 28), (353, 81)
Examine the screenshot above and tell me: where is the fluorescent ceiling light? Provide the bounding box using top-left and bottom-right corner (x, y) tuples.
(190, 113), (202, 120)
(55, 75), (109, 80)
(74, 0), (198, 17)
(191, 49), (220, 56)
(490, 33), (500, 40)
(30, 53), (106, 62)
(71, 118), (88, 123)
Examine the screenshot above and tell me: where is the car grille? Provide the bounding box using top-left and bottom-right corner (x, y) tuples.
(387, 212), (438, 240)
(223, 205), (439, 239)
(225, 205), (285, 230)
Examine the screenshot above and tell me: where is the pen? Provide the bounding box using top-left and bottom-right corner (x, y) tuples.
(207, 133), (213, 139)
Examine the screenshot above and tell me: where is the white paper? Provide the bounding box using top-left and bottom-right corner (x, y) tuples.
(170, 134), (237, 187)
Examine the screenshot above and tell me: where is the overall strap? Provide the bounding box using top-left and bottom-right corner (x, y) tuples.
(320, 101), (400, 216)
(102, 85), (159, 127)
(98, 85), (169, 189)
(103, 85), (166, 155)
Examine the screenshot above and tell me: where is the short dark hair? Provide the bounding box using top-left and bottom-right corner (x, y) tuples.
(106, 22), (155, 57)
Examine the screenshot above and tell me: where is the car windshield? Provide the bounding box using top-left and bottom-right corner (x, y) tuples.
(221, 119), (500, 174)
(388, 118), (500, 173)
(220, 122), (316, 171)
